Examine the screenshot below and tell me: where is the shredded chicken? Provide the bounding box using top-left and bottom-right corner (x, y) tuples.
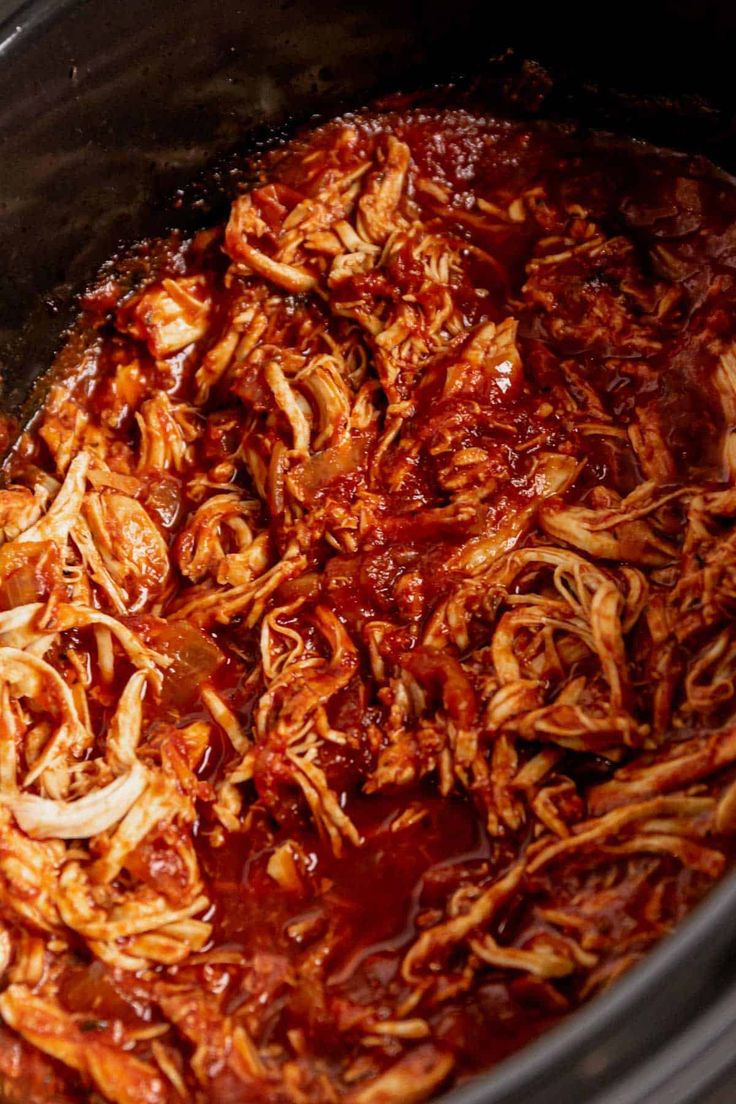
(1, 99), (736, 1104)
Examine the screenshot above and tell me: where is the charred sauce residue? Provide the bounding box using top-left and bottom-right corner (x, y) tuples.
(2, 100), (736, 1104)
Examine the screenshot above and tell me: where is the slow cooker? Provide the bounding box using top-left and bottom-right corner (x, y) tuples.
(1, 1), (736, 1101)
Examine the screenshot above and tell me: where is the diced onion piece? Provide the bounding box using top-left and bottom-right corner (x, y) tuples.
(0, 564), (43, 610)
(155, 623), (224, 708)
